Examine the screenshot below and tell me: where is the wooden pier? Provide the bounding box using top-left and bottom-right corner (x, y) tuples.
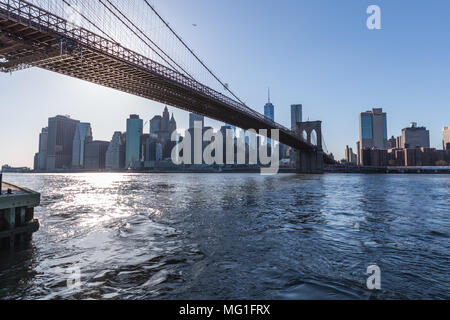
(0, 176), (40, 250)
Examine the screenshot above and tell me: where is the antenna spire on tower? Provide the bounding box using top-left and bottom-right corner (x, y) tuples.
(268, 87), (271, 103)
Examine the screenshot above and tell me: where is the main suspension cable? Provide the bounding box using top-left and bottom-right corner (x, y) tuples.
(101, 0), (196, 80)
(61, 0), (117, 43)
(142, 0), (246, 106)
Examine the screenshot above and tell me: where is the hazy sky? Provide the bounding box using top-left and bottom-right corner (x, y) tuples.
(1, 0), (450, 168)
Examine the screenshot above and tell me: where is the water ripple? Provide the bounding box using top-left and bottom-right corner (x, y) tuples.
(0, 173), (449, 300)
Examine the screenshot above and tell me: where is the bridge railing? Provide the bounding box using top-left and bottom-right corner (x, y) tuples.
(0, 0), (303, 143)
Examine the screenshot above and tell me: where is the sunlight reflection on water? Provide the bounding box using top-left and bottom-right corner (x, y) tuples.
(0, 173), (449, 300)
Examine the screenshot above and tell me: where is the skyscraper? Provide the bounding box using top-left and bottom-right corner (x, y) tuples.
(443, 126), (450, 150)
(400, 122), (430, 149)
(142, 135), (163, 166)
(345, 146), (357, 164)
(37, 127), (48, 171)
(125, 114), (143, 169)
(84, 141), (109, 170)
(105, 132), (126, 170)
(46, 115), (80, 170)
(150, 107), (173, 143)
(291, 104), (303, 131)
(72, 122), (93, 169)
(150, 115), (162, 136)
(264, 89), (275, 147)
(150, 108), (177, 159)
(359, 108), (388, 164)
(169, 114), (177, 136)
(264, 89), (275, 122)
(159, 106), (171, 143)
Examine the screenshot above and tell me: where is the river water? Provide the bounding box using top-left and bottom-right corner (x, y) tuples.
(0, 173), (449, 300)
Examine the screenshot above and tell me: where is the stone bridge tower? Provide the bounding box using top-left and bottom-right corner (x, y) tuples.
(296, 121), (324, 174)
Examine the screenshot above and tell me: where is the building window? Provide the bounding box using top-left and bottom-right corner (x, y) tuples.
(361, 115), (373, 140)
(383, 114), (388, 139)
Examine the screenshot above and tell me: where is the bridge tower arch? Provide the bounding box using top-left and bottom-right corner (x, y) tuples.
(295, 121), (324, 174)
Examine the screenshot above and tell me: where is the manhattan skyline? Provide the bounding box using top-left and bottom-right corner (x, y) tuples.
(1, 0), (450, 167)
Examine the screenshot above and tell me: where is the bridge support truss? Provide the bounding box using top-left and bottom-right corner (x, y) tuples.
(295, 121), (324, 174)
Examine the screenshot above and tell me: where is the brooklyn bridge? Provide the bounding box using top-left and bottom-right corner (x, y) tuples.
(0, 0), (334, 173)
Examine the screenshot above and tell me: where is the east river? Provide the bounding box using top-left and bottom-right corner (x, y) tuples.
(0, 173), (449, 299)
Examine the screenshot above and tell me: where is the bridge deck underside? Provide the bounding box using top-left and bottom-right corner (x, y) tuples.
(0, 4), (327, 155)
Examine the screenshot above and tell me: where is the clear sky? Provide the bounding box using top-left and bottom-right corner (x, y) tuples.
(1, 0), (450, 168)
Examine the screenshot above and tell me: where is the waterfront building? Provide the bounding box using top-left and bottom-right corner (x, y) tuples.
(387, 149), (405, 166)
(37, 127), (48, 171)
(155, 106), (171, 143)
(105, 132), (126, 170)
(404, 148), (421, 167)
(46, 115), (80, 170)
(142, 135), (163, 168)
(356, 141), (361, 166)
(361, 148), (388, 167)
(400, 122), (430, 149)
(72, 122), (93, 169)
(125, 114), (143, 169)
(387, 147), (450, 167)
(84, 141), (109, 170)
(387, 136), (397, 149)
(169, 114), (177, 138)
(358, 108), (388, 165)
(150, 115), (162, 136)
(345, 146), (357, 164)
(396, 136), (403, 150)
(443, 126), (450, 150)
(33, 154), (39, 171)
(150, 108), (177, 159)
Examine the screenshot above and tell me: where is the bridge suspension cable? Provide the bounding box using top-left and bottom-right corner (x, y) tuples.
(61, 0), (116, 43)
(98, 0), (196, 80)
(30, 0), (247, 106)
(141, 0), (246, 106)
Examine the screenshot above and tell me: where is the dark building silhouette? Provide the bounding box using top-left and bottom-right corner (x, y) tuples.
(72, 122), (93, 169)
(361, 147), (388, 167)
(125, 114), (143, 169)
(46, 115), (79, 170)
(33, 153), (39, 171)
(37, 127), (48, 171)
(150, 107), (177, 159)
(85, 141), (109, 170)
(142, 134), (163, 167)
(386, 148), (450, 167)
(105, 132), (126, 170)
(387, 136), (397, 149)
